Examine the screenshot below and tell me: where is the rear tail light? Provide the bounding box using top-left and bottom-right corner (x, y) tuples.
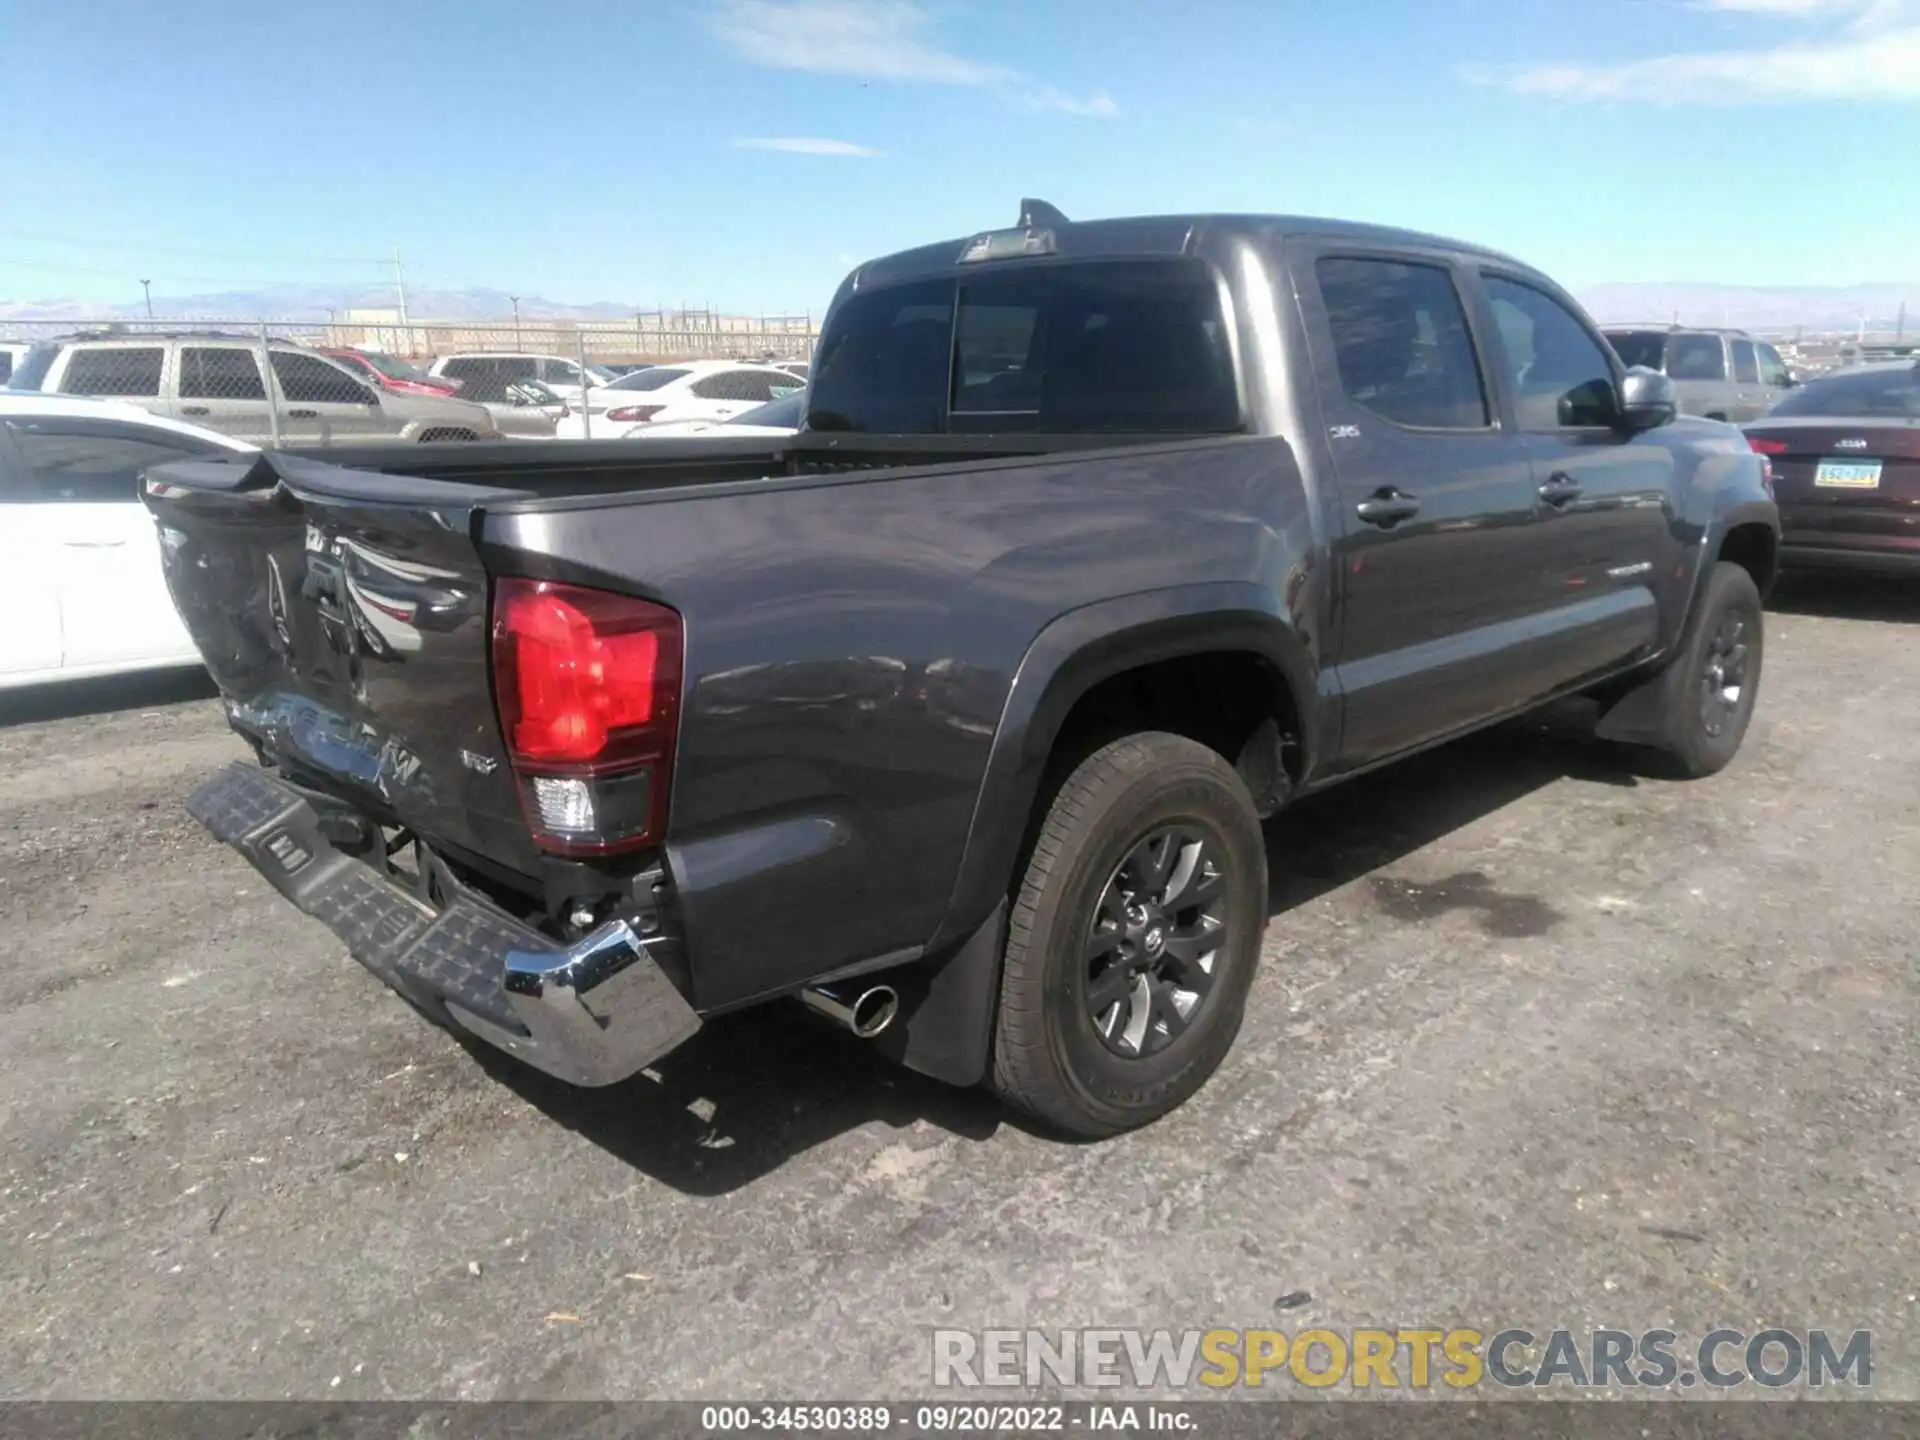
(606, 405), (664, 424)
(1747, 436), (1782, 495)
(491, 577), (682, 856)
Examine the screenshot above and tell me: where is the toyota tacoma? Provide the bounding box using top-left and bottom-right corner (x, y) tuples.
(145, 202), (1779, 1137)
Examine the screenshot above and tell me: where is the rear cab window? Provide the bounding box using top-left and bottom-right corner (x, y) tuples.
(807, 259), (1241, 435)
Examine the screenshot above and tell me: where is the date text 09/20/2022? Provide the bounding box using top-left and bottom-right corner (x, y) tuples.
(699, 1405), (1193, 1432)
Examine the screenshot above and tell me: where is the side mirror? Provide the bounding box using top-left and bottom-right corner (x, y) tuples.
(1617, 366), (1676, 432)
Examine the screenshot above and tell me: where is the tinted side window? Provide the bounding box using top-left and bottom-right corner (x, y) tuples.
(180, 347), (267, 400)
(1316, 257), (1489, 430)
(1483, 277), (1617, 429)
(0, 353), (12, 384)
(6, 422), (200, 502)
(440, 357), (488, 380)
(1731, 339), (1760, 384)
(60, 347), (165, 397)
(1757, 344), (1791, 388)
(540, 359), (583, 385)
(1605, 331), (1668, 371)
(692, 371), (782, 403)
(1669, 334), (1726, 380)
(271, 352), (374, 405)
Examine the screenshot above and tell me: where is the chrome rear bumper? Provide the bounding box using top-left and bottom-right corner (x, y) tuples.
(185, 761), (701, 1087)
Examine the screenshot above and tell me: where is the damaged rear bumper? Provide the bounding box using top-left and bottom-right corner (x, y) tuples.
(186, 762), (701, 1086)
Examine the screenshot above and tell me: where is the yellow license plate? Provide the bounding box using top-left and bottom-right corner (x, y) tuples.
(1814, 459), (1882, 489)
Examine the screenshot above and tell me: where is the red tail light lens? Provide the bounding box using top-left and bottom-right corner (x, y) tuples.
(1748, 437), (1789, 455)
(491, 578), (682, 855)
(606, 405), (664, 424)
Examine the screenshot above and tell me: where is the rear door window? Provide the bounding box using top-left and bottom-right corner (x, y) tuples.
(1668, 334), (1726, 380)
(179, 347), (267, 399)
(1731, 339), (1760, 384)
(690, 370), (783, 403)
(59, 347), (165, 397)
(1315, 257), (1490, 430)
(608, 367), (688, 392)
(808, 260), (1241, 435)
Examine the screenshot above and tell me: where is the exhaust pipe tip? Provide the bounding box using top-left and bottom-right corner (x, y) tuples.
(801, 982), (900, 1039)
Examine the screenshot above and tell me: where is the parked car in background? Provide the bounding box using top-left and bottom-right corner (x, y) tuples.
(447, 372), (568, 439)
(426, 352), (616, 404)
(1602, 325), (1793, 422)
(773, 360), (810, 379)
(554, 359), (805, 438)
(625, 386), (806, 439)
(7, 334), (499, 446)
(1744, 360), (1920, 573)
(322, 347), (460, 397)
(0, 392), (254, 689)
(0, 342), (31, 385)
(149, 201), (1776, 1137)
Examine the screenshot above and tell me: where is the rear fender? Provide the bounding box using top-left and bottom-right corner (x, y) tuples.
(926, 581), (1322, 958)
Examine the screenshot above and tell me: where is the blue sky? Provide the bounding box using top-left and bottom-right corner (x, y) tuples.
(1, 0), (1914, 314)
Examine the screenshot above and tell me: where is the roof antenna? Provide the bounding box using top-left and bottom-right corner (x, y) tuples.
(1019, 198), (1070, 229)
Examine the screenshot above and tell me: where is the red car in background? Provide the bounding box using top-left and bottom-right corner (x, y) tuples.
(322, 348), (460, 397)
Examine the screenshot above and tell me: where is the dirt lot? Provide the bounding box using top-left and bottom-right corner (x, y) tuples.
(2, 573), (1916, 1401)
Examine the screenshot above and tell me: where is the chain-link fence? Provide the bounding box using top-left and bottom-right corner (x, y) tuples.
(0, 316), (819, 447)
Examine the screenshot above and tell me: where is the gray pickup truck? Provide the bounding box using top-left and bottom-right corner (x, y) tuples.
(146, 201), (1779, 1137)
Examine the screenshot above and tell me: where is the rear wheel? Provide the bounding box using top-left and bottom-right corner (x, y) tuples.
(990, 732), (1266, 1138)
(1656, 561), (1764, 777)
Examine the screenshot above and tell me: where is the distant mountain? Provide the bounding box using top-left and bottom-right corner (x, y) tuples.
(0, 284), (704, 324)
(1576, 282), (1918, 334)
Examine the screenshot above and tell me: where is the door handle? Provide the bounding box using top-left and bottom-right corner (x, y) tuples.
(286, 408), (319, 419)
(1538, 474), (1584, 507)
(180, 405), (210, 416)
(1354, 488), (1421, 527)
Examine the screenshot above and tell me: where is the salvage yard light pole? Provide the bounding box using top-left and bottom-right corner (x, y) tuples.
(510, 296), (522, 348)
(139, 279), (153, 319)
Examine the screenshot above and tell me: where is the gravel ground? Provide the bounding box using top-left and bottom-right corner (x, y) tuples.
(1, 572), (1915, 1402)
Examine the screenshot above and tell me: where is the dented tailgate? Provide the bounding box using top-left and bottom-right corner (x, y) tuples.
(144, 451), (544, 875)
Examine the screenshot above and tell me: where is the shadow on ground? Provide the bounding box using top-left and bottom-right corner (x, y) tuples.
(480, 701), (1641, 1195)
(1769, 570), (1920, 625)
(0, 668), (218, 729)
